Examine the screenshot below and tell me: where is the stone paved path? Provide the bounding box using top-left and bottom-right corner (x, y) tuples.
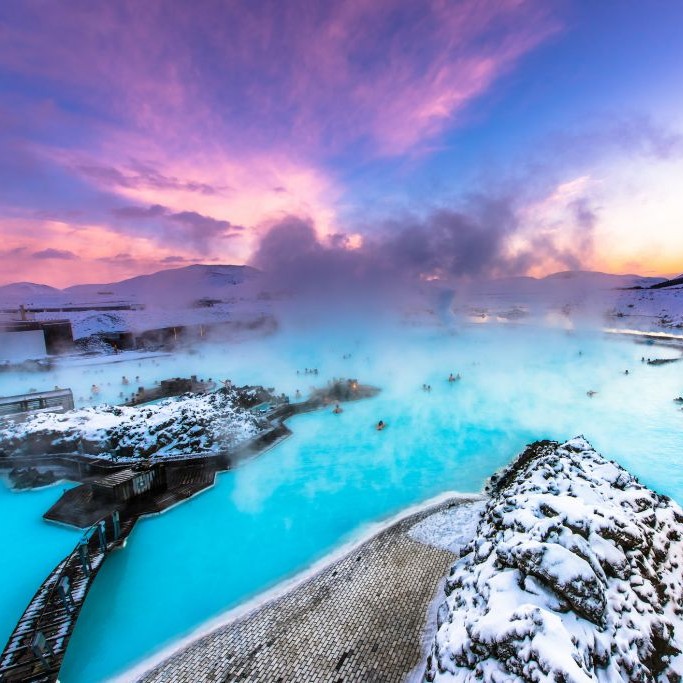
(138, 499), (474, 683)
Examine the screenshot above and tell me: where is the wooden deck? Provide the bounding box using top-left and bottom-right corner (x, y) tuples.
(0, 513), (136, 683)
(43, 463), (219, 528)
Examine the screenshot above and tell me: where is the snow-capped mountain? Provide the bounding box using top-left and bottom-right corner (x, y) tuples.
(62, 264), (261, 306)
(0, 265), (271, 340)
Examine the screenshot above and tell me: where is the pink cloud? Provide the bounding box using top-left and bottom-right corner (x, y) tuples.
(0, 0), (566, 286)
(0, 217), (233, 287)
(0, 0), (561, 157)
(32, 248), (78, 260)
(50, 142), (343, 257)
(282, 0), (562, 155)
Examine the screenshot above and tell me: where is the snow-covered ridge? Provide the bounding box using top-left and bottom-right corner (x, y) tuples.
(0, 264), (278, 345)
(0, 264), (261, 306)
(426, 437), (683, 682)
(0, 386), (271, 459)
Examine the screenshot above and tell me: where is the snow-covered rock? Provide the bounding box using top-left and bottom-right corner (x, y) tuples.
(72, 312), (127, 338)
(0, 386), (271, 459)
(426, 437), (683, 682)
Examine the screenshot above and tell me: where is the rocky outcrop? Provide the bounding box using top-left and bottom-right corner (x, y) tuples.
(426, 437), (683, 682)
(8, 466), (57, 489)
(0, 386), (274, 459)
(309, 378), (380, 404)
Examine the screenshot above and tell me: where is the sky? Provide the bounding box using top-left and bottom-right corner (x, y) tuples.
(1, 0), (682, 287)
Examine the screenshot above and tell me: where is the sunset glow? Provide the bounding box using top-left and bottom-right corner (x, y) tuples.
(1, 1), (682, 286)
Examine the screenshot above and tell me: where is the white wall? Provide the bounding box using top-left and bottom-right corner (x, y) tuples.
(0, 330), (47, 362)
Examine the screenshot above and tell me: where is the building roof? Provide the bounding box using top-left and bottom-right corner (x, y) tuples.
(93, 468), (140, 487)
(0, 320), (72, 332)
(93, 463), (158, 488)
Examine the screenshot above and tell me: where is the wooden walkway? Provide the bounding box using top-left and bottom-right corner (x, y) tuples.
(138, 499), (472, 683)
(0, 513), (136, 683)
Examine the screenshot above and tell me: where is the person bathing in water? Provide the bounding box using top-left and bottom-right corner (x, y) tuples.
(376, 420), (386, 431)
(333, 403), (343, 414)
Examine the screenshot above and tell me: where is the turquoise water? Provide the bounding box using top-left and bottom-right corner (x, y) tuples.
(0, 483), (80, 648)
(1, 324), (682, 681)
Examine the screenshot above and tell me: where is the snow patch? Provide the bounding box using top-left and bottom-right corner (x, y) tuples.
(409, 501), (486, 553)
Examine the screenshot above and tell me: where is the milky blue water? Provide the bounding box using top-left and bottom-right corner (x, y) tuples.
(1, 323), (682, 682)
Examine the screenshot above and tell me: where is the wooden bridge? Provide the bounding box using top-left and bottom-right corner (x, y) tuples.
(0, 397), (324, 682)
(0, 512), (136, 683)
(0, 421), (301, 682)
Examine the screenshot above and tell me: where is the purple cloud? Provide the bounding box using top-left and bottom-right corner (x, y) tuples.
(32, 248), (78, 260)
(168, 210), (238, 237)
(96, 252), (135, 264)
(160, 255), (188, 264)
(112, 203), (241, 252)
(78, 163), (221, 195)
(0, 246), (27, 257)
(0, 1), (560, 157)
(112, 204), (167, 219)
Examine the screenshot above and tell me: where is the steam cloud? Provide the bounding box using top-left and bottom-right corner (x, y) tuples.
(250, 195), (596, 306)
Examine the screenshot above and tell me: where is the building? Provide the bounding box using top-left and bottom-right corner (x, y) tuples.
(0, 389), (75, 420)
(91, 463), (167, 504)
(0, 320), (73, 361)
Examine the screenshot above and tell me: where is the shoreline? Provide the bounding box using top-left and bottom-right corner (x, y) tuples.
(603, 326), (683, 342)
(111, 490), (484, 683)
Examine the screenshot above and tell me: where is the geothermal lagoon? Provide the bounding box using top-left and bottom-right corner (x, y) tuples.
(2, 323), (683, 682)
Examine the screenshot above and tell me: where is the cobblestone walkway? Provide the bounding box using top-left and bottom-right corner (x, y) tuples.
(138, 499), (472, 683)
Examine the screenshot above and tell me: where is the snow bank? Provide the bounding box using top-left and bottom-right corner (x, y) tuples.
(0, 387), (269, 459)
(426, 437), (683, 682)
(409, 501), (486, 554)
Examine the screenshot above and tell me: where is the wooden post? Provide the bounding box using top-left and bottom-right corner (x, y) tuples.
(112, 510), (121, 541)
(58, 576), (75, 614)
(78, 540), (91, 576)
(97, 520), (107, 552)
(31, 631), (53, 670)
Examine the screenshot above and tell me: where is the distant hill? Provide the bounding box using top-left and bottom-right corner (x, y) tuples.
(473, 270), (665, 295)
(0, 266), (670, 308)
(541, 270), (666, 288)
(0, 264), (261, 307)
(0, 282), (62, 304)
(650, 274), (683, 289)
(63, 264), (260, 305)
